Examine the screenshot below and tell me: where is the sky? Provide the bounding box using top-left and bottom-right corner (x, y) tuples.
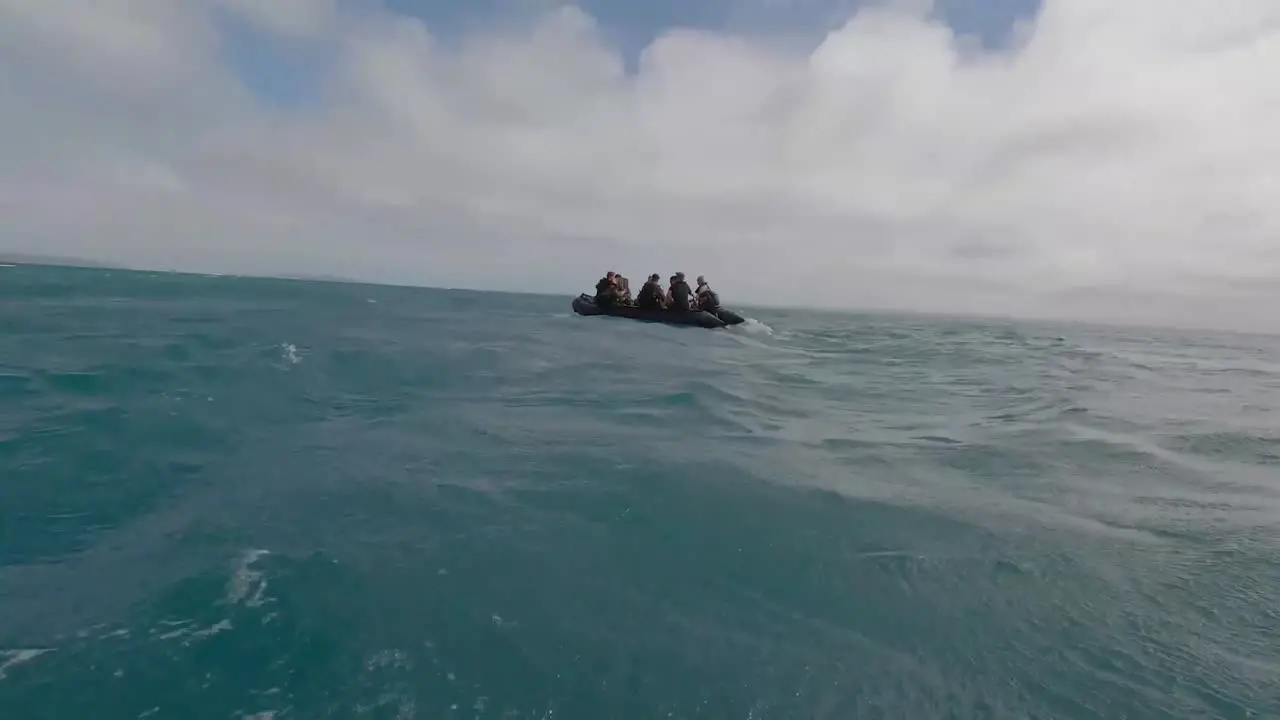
(1, 0), (1278, 330)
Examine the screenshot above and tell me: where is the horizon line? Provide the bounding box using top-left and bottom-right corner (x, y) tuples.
(3, 253), (1274, 340)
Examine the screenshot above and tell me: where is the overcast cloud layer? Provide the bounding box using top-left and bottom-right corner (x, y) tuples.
(1, 0), (1278, 329)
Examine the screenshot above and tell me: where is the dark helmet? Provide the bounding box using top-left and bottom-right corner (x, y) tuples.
(674, 272), (685, 281)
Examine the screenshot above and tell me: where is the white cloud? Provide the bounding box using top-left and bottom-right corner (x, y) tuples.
(1, 0), (1279, 329)
(216, 0), (340, 37)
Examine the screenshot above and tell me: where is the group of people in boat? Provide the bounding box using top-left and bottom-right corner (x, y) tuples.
(594, 271), (722, 313)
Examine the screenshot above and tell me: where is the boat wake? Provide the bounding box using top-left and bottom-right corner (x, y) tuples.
(736, 318), (773, 335)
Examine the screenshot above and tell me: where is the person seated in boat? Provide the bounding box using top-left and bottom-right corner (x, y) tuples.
(595, 272), (622, 307)
(695, 275), (720, 311)
(636, 273), (665, 310)
(668, 272), (694, 312)
(614, 274), (632, 302)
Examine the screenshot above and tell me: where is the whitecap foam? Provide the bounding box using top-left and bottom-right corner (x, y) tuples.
(227, 549), (271, 607)
(156, 619), (234, 644)
(189, 620), (233, 642)
(280, 343), (301, 365)
(365, 648), (412, 672)
(0, 648), (52, 680)
(737, 318), (774, 335)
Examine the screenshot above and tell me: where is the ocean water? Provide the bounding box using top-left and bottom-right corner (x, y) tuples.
(1, 264), (1277, 720)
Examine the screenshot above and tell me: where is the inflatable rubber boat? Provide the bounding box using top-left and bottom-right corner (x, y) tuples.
(571, 294), (728, 329)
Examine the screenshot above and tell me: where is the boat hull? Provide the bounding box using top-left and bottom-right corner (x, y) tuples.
(571, 294), (727, 329)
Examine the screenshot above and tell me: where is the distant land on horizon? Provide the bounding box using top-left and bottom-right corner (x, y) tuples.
(0, 253), (361, 285)
(275, 272), (362, 284)
(0, 252), (122, 268)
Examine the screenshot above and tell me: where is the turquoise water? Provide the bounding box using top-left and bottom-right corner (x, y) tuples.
(1, 264), (1277, 719)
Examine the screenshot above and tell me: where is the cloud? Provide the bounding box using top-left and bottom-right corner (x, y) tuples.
(217, 0), (339, 38)
(1, 0), (1278, 330)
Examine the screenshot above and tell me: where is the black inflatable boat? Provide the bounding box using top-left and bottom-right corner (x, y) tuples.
(572, 294), (732, 329)
(710, 307), (745, 326)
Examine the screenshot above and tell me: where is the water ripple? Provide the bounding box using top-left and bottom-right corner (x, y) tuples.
(0, 267), (1277, 718)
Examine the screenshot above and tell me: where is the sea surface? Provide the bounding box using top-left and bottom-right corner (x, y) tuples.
(1, 264), (1278, 720)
